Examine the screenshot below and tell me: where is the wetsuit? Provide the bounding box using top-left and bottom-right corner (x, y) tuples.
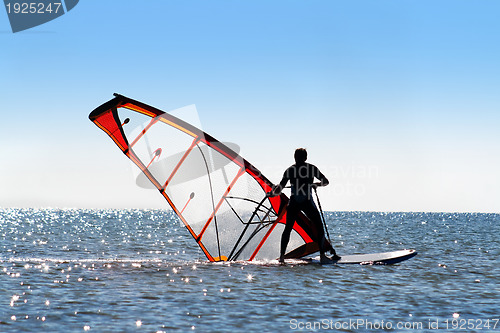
(276, 162), (329, 257)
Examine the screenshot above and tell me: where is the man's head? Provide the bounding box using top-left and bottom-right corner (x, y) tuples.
(294, 148), (307, 164)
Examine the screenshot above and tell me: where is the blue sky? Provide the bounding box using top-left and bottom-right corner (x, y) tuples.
(1, 1), (499, 212)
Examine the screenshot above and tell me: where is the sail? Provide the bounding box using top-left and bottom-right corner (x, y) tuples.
(89, 93), (328, 261)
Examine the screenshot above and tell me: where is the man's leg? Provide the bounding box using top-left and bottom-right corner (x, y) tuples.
(301, 201), (326, 253)
(280, 202), (298, 262)
(301, 201), (338, 263)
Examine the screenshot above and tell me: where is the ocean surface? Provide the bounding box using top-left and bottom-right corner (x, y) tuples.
(0, 209), (498, 332)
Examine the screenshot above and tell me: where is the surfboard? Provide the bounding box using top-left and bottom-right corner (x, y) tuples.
(303, 249), (417, 265)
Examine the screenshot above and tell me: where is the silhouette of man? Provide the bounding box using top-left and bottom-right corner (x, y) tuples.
(268, 148), (339, 264)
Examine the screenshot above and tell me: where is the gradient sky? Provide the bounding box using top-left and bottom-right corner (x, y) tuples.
(1, 1), (499, 212)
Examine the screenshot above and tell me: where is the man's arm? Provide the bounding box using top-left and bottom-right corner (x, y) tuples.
(313, 165), (329, 187)
(268, 169), (289, 197)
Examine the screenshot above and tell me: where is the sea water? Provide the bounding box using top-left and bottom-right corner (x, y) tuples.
(0, 209), (498, 332)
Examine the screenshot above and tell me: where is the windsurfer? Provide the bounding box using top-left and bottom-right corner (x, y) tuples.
(268, 148), (340, 264)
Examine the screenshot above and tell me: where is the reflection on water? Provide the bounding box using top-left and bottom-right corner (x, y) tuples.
(1, 209), (499, 332)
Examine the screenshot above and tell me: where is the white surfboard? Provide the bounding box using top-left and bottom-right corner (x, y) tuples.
(304, 249), (417, 265)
